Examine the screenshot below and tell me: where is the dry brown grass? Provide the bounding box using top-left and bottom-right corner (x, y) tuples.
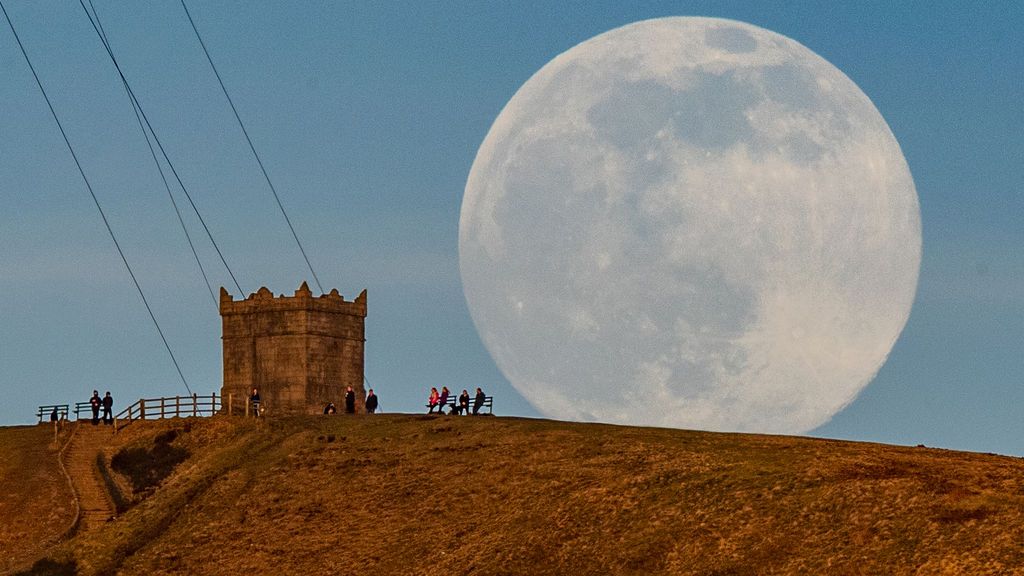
(9, 415), (1024, 575)
(0, 424), (75, 574)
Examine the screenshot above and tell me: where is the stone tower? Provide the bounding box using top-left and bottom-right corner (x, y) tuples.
(220, 282), (366, 414)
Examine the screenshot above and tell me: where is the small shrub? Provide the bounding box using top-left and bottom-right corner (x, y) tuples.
(110, 429), (189, 493)
(16, 558), (77, 576)
(934, 506), (992, 523)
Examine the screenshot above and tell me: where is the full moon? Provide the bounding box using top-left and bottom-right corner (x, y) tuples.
(459, 17), (920, 433)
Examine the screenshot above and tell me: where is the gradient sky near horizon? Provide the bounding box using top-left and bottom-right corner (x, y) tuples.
(1, 2), (1020, 454)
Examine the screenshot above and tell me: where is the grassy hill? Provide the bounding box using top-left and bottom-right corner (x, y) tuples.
(10, 414), (1024, 575)
(0, 425), (75, 574)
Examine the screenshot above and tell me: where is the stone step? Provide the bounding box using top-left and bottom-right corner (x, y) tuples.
(62, 424), (116, 533)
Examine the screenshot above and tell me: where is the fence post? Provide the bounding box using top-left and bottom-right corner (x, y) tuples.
(139, 399), (146, 420)
(228, 393), (233, 416)
(245, 395), (249, 417)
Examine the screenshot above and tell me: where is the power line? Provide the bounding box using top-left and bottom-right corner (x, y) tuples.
(85, 0), (218, 309)
(1, 0), (193, 396)
(76, 0), (245, 297)
(180, 0), (325, 294)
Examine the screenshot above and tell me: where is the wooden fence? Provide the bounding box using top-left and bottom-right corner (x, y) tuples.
(220, 392), (261, 417)
(113, 393), (222, 432)
(110, 392), (267, 431)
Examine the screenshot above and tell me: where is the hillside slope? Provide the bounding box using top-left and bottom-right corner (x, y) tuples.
(14, 414), (1024, 575)
(0, 425), (75, 574)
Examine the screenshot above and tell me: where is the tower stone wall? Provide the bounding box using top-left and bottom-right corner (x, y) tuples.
(220, 282), (366, 414)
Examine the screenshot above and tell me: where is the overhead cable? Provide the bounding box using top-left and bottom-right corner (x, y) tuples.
(180, 0), (325, 293)
(85, 0), (218, 309)
(1, 0), (193, 396)
(76, 0), (246, 297)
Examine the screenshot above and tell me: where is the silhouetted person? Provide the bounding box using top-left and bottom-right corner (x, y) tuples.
(457, 389), (470, 416)
(89, 390), (101, 425)
(473, 387), (486, 415)
(365, 389), (378, 414)
(49, 407), (59, 423)
(324, 402), (337, 415)
(345, 386), (356, 414)
(102, 391), (113, 425)
(250, 388), (261, 417)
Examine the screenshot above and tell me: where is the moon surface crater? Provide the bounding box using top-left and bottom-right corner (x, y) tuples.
(460, 17), (920, 433)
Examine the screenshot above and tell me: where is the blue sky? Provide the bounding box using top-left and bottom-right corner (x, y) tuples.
(1, 2), (1020, 454)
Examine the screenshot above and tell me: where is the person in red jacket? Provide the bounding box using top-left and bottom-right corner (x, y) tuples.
(427, 387), (440, 414)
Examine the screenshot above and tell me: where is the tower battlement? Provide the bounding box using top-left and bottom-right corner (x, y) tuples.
(220, 282), (366, 415)
(219, 282), (367, 317)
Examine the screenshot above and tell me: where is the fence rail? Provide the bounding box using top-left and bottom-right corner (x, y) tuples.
(114, 393), (222, 432)
(37, 404), (70, 423)
(73, 401), (93, 420)
(220, 392), (261, 417)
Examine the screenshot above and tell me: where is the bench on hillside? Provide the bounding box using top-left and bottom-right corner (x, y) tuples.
(36, 404), (69, 423)
(426, 395), (493, 415)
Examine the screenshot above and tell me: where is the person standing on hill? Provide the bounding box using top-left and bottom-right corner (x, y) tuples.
(102, 391), (114, 425)
(89, 390), (101, 425)
(365, 389), (378, 414)
(345, 386), (356, 414)
(473, 387), (486, 415)
(457, 389), (470, 416)
(249, 388), (261, 417)
(427, 387), (440, 414)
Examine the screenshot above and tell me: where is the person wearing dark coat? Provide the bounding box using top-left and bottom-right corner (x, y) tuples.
(89, 390), (101, 425)
(457, 390), (470, 416)
(365, 389), (378, 414)
(249, 388), (261, 417)
(472, 387), (486, 415)
(344, 386), (356, 414)
(102, 391), (114, 425)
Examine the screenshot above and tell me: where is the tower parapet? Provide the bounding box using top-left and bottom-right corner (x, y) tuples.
(220, 282), (366, 414)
